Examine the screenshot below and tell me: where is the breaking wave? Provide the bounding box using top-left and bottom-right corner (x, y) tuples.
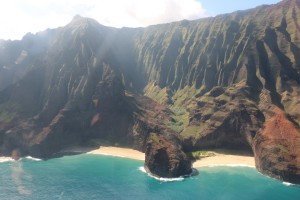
(138, 166), (198, 182)
(0, 157), (14, 163)
(24, 156), (42, 161)
(0, 156), (42, 163)
(283, 182), (295, 186)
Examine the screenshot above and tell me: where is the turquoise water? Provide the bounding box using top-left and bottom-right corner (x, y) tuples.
(0, 154), (300, 200)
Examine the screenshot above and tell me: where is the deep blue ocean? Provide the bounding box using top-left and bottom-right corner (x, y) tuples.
(0, 154), (300, 200)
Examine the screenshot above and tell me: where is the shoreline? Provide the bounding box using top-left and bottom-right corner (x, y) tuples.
(192, 154), (255, 168)
(88, 146), (145, 161)
(0, 156), (14, 162)
(87, 146), (255, 168)
(1, 146), (255, 168)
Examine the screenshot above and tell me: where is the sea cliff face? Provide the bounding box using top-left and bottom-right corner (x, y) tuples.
(0, 0), (300, 183)
(144, 133), (192, 178)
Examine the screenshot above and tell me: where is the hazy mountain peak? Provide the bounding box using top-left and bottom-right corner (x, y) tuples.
(72, 14), (84, 21)
(57, 14), (108, 45)
(67, 15), (104, 31)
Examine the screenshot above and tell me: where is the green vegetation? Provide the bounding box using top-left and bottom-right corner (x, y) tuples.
(144, 82), (170, 104)
(278, 144), (288, 154)
(166, 106), (189, 133)
(150, 133), (161, 143)
(215, 93), (231, 102)
(144, 83), (202, 136)
(172, 86), (198, 107)
(187, 151), (216, 160)
(164, 85), (201, 134)
(0, 102), (20, 123)
(0, 112), (17, 123)
(166, 120), (184, 133)
(181, 126), (200, 137)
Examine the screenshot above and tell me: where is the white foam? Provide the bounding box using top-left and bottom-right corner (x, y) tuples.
(139, 166), (147, 173)
(257, 171), (298, 186)
(25, 156), (42, 161)
(283, 182), (295, 186)
(89, 152), (127, 158)
(0, 156), (42, 163)
(0, 157), (14, 163)
(201, 164), (255, 168)
(138, 166), (198, 182)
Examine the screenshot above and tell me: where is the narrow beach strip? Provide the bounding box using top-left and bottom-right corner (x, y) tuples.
(1, 147), (255, 168)
(88, 146), (145, 161)
(87, 146), (255, 167)
(193, 154), (255, 168)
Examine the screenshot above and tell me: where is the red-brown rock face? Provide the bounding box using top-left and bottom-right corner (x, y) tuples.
(253, 108), (300, 184)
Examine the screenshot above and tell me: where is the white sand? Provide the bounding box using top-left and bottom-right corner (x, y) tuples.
(193, 154), (255, 168)
(88, 146), (145, 161)
(87, 146), (255, 167)
(1, 147), (255, 168)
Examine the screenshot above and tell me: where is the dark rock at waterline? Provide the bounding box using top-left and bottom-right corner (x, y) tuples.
(253, 107), (300, 185)
(144, 133), (192, 178)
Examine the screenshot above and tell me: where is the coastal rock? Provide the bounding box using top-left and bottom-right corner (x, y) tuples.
(144, 133), (192, 178)
(253, 107), (300, 184)
(130, 95), (174, 152)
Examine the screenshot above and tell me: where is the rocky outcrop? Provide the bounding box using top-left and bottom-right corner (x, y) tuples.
(253, 107), (300, 184)
(144, 133), (192, 178)
(130, 95), (174, 152)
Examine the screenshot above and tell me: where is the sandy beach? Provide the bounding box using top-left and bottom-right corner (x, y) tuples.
(192, 154), (255, 168)
(88, 146), (145, 161)
(1, 146), (255, 168)
(87, 146), (255, 168)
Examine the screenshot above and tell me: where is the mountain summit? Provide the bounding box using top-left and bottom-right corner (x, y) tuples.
(0, 0), (300, 183)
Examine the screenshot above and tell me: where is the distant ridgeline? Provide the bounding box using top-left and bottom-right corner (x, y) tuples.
(0, 0), (300, 183)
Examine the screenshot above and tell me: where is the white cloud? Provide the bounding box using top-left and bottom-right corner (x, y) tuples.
(0, 0), (206, 40)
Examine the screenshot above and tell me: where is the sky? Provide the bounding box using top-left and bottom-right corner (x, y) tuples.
(0, 0), (281, 40)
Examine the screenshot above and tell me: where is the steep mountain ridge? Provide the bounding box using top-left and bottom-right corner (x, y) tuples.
(137, 0), (300, 93)
(0, 0), (299, 183)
